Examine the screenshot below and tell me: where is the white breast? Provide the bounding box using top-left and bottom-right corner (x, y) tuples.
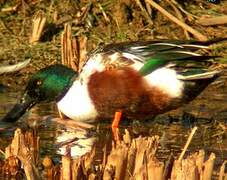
(57, 80), (98, 122)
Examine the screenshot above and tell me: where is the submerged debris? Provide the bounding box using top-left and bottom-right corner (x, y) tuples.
(0, 128), (226, 179)
(0, 59), (30, 75)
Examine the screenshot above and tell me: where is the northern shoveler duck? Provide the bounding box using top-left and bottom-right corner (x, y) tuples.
(1, 38), (226, 128)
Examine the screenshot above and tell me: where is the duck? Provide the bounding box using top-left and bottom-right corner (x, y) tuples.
(1, 38), (226, 130)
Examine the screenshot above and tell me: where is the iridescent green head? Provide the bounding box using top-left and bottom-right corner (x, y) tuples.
(1, 64), (78, 122)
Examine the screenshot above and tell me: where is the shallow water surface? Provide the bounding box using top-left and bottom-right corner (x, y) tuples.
(0, 83), (227, 170)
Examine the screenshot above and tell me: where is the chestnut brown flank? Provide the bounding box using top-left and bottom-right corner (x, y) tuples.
(87, 68), (171, 120)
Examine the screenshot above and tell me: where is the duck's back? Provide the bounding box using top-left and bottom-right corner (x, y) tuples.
(59, 39), (225, 121)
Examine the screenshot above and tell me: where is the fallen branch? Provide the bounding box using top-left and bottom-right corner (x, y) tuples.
(135, 0), (153, 26)
(51, 117), (94, 129)
(196, 16), (227, 26)
(146, 0), (208, 41)
(166, 0), (190, 39)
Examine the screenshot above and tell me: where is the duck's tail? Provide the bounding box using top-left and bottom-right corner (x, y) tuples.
(180, 70), (221, 102)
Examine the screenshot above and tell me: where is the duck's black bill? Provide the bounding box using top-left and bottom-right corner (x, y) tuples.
(1, 93), (36, 122)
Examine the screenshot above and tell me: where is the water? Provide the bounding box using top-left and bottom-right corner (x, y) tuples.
(0, 82), (227, 170)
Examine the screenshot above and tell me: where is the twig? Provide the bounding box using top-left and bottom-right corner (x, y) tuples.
(135, 0), (153, 26)
(196, 16), (227, 26)
(166, 0), (190, 39)
(51, 117), (94, 129)
(145, 1), (152, 17)
(146, 0), (208, 41)
(1, 4), (20, 12)
(0, 19), (15, 35)
(178, 126), (198, 161)
(170, 0), (197, 20)
(62, 156), (71, 180)
(98, 3), (110, 23)
(5, 129), (40, 180)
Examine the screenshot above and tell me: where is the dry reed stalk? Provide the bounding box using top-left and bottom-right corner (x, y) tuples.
(171, 149), (218, 180)
(202, 153), (216, 180)
(1, 4), (20, 12)
(61, 155), (71, 180)
(102, 144), (108, 172)
(5, 128), (40, 180)
(1, 156), (22, 178)
(51, 117), (94, 129)
(133, 136), (149, 175)
(4, 128), (227, 179)
(145, 0), (208, 41)
(171, 160), (183, 180)
(135, 0), (153, 26)
(170, 0), (196, 20)
(171, 156), (197, 180)
(61, 23), (87, 71)
(133, 165), (147, 179)
(163, 153), (174, 179)
(103, 130), (160, 179)
(178, 126), (198, 161)
(122, 130), (135, 179)
(194, 150), (205, 178)
(165, 0), (190, 39)
(77, 36), (88, 71)
(170, 127), (199, 180)
(125, 144), (136, 179)
(61, 155), (90, 180)
(147, 157), (164, 180)
(61, 23), (77, 70)
(218, 161), (227, 180)
(123, 129), (132, 145)
(98, 3), (110, 23)
(71, 158), (82, 179)
(196, 16), (227, 26)
(30, 11), (46, 44)
(83, 147), (96, 175)
(88, 173), (96, 180)
(25, 130), (40, 166)
(183, 158), (197, 180)
(104, 142), (128, 179)
(132, 135), (159, 179)
(42, 156), (54, 179)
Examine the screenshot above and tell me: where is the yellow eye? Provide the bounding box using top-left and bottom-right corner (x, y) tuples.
(37, 80), (42, 85)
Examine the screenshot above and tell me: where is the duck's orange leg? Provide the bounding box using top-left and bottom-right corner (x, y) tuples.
(111, 111), (122, 141)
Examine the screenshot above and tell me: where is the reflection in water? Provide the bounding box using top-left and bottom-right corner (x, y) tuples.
(55, 127), (96, 158)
